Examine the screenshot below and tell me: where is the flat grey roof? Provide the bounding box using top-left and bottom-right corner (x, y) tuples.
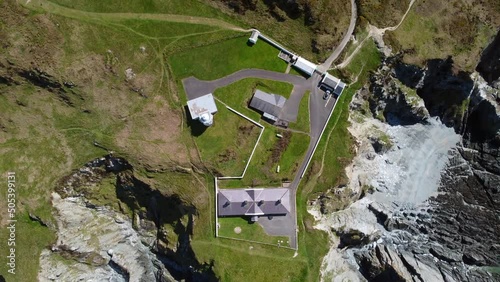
(334, 81), (346, 96)
(218, 188), (291, 217)
(321, 73), (345, 96)
(249, 89), (286, 117)
(187, 93), (217, 119)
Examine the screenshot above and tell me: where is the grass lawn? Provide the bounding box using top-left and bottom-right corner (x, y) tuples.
(218, 217), (290, 246)
(289, 91), (310, 133)
(193, 102), (261, 177)
(275, 133), (310, 181)
(210, 78), (307, 186)
(218, 126), (308, 188)
(169, 36), (288, 80)
(343, 38), (381, 82)
(192, 238), (307, 282)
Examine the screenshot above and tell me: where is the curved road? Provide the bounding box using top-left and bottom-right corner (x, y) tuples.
(318, 0), (357, 72)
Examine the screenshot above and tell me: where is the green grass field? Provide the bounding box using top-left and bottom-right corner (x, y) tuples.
(194, 103), (261, 177)
(195, 78), (309, 186)
(211, 77), (294, 121)
(289, 91), (310, 133)
(169, 36), (288, 81)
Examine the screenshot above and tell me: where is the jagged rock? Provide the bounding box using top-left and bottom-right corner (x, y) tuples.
(355, 245), (412, 281)
(369, 136), (392, 154)
(41, 156), (218, 281)
(39, 192), (173, 281)
(462, 249), (487, 266)
(429, 244), (462, 263)
(367, 203), (389, 227)
(335, 228), (379, 248)
(316, 53), (500, 281)
(364, 59), (430, 126)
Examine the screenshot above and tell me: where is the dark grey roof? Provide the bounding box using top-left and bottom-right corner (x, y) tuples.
(249, 89), (287, 117)
(218, 188), (291, 217)
(334, 81), (346, 96)
(321, 73), (345, 96)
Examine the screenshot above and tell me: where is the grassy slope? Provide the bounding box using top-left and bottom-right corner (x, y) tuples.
(289, 91), (310, 133)
(0, 1), (244, 279)
(384, 0), (497, 70)
(0, 0), (385, 281)
(202, 0), (351, 61)
(194, 102), (261, 177)
(49, 0), (238, 21)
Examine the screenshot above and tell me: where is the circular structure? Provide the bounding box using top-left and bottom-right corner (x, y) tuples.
(233, 226), (242, 234)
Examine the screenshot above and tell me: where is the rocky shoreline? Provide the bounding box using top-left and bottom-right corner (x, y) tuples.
(311, 31), (500, 282)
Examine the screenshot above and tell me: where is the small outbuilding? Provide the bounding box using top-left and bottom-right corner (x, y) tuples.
(292, 56), (317, 76)
(187, 93), (217, 126)
(248, 30), (260, 44)
(249, 89), (287, 121)
(321, 73), (346, 96)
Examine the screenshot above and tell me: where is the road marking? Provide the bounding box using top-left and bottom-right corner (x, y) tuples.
(325, 95), (332, 107)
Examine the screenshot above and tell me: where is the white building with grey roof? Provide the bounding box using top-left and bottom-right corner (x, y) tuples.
(187, 93), (217, 126)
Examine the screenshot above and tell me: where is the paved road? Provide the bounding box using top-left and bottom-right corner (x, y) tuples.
(184, 69), (307, 100)
(184, 69), (309, 126)
(317, 0), (357, 72)
(278, 84), (308, 122)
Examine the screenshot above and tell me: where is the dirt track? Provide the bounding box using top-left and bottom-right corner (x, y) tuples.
(22, 0), (249, 32)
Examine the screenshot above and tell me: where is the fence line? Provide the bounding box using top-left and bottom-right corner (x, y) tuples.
(217, 105), (264, 180)
(217, 235), (296, 251)
(214, 177), (219, 237)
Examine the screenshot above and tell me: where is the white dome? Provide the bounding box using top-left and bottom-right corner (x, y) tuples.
(199, 112), (213, 126)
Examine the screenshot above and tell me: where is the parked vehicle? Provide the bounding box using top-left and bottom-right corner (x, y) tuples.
(323, 90), (331, 100)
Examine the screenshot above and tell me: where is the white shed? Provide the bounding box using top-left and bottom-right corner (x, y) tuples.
(293, 57), (317, 76)
(248, 30), (260, 44)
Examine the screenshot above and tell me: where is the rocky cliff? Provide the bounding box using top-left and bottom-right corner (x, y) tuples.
(311, 39), (500, 281)
(39, 156), (217, 281)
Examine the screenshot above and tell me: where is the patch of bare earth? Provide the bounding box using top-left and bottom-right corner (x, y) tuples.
(116, 95), (189, 166)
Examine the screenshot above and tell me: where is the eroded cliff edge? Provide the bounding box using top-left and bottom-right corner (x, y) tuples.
(311, 31), (500, 282)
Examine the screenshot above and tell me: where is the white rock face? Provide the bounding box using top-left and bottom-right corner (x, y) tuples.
(38, 192), (172, 281)
(312, 93), (461, 281)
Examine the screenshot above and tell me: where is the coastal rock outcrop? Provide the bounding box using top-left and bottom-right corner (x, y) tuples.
(313, 52), (500, 282)
(40, 155), (217, 281)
